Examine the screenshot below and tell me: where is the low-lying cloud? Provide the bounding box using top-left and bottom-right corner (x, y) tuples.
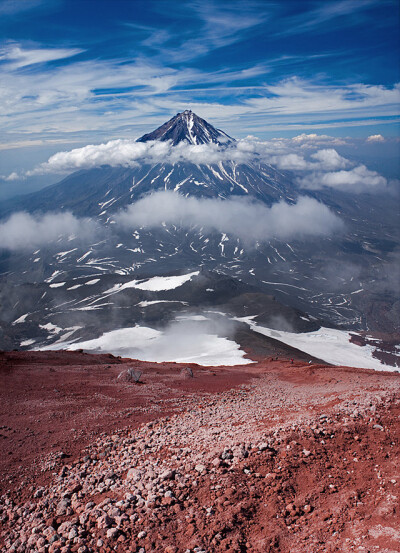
(22, 139), (355, 176)
(0, 191), (343, 251)
(291, 133), (348, 147)
(116, 190), (344, 243)
(140, 315), (239, 364)
(6, 134), (388, 195)
(0, 211), (97, 251)
(297, 164), (388, 193)
(25, 139), (255, 175)
(366, 134), (385, 143)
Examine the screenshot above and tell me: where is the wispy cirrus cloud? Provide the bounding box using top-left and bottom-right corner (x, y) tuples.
(0, 0), (398, 159)
(0, 42), (84, 68)
(1, 42), (399, 147)
(0, 0), (54, 16)
(132, 0), (272, 63)
(275, 0), (394, 37)
(246, 78), (400, 118)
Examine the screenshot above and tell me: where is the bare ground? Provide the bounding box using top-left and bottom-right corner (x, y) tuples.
(0, 350), (399, 553)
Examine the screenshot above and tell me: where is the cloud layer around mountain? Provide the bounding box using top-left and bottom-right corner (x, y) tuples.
(0, 191), (343, 251)
(116, 191), (344, 244)
(0, 211), (97, 251)
(296, 164), (388, 193)
(11, 136), (390, 194)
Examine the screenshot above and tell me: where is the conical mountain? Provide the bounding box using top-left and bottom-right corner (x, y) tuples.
(0, 111), (395, 353)
(138, 110), (234, 145)
(0, 111), (292, 219)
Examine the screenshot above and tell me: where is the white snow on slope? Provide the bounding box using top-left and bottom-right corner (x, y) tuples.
(45, 270), (62, 283)
(245, 321), (398, 372)
(47, 325), (252, 367)
(50, 326), (82, 344)
(133, 271), (200, 291)
(85, 279), (100, 285)
(137, 300), (188, 307)
(39, 322), (62, 334)
(105, 271), (200, 294)
(20, 339), (35, 347)
(13, 313), (29, 325)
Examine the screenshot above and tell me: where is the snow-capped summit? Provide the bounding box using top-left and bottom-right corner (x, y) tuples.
(137, 110), (234, 146)
(0, 110), (290, 220)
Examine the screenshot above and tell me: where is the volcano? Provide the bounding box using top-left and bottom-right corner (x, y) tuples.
(0, 110), (292, 219)
(0, 111), (399, 362)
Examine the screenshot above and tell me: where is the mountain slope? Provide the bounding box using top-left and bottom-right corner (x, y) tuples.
(0, 111), (399, 350)
(0, 111), (293, 219)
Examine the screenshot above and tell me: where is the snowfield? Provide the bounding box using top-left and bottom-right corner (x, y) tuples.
(45, 324), (253, 367)
(105, 271), (200, 294)
(13, 313), (30, 325)
(246, 321), (398, 372)
(130, 271), (200, 291)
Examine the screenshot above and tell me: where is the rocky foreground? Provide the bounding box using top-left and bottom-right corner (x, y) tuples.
(0, 351), (399, 553)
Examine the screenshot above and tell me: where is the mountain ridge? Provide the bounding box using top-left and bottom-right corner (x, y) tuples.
(0, 112), (292, 219)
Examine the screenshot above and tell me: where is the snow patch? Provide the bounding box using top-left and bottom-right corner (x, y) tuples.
(105, 271), (200, 294)
(39, 322), (62, 334)
(13, 313), (29, 325)
(45, 270), (62, 283)
(85, 279), (100, 285)
(20, 339), (35, 347)
(134, 271), (200, 291)
(137, 300), (188, 307)
(248, 322), (399, 372)
(51, 324), (252, 367)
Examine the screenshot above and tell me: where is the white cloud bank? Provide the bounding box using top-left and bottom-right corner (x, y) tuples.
(366, 134), (385, 143)
(0, 211), (97, 251)
(20, 139), (355, 175)
(297, 164), (388, 193)
(0, 192), (343, 252)
(26, 139), (256, 175)
(14, 136), (389, 195)
(0, 192), (343, 251)
(115, 191), (344, 243)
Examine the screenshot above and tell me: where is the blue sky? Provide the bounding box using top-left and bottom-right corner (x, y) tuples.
(0, 0), (399, 196)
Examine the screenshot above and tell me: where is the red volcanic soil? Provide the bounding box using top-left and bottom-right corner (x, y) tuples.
(0, 350), (399, 553)
(0, 350), (252, 496)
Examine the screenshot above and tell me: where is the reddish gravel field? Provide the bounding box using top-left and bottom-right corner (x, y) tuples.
(0, 350), (399, 553)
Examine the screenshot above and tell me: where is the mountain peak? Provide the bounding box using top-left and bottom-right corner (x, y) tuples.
(137, 110), (234, 146)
